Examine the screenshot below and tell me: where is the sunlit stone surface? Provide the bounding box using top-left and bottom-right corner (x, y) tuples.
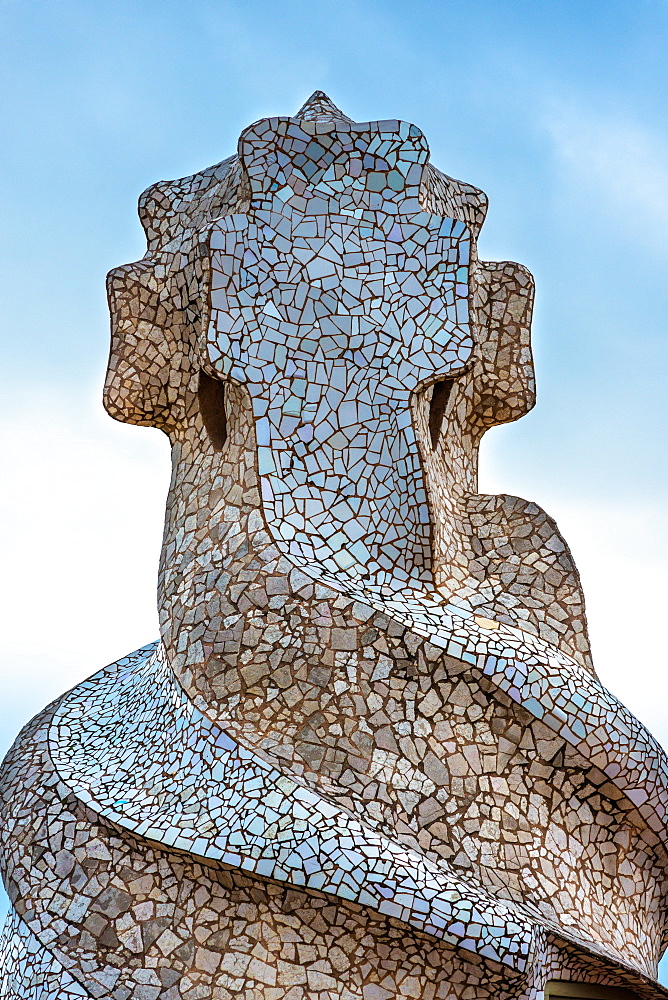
(1, 92), (667, 1000)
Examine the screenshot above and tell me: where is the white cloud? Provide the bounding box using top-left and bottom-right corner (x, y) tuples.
(0, 387), (170, 756)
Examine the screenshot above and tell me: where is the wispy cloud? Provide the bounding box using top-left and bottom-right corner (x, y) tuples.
(543, 100), (668, 247)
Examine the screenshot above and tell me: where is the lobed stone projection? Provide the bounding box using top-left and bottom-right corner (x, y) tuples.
(1, 92), (667, 999)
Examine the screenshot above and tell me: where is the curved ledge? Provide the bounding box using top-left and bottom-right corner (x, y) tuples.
(287, 568), (668, 850)
(47, 613), (668, 977)
(49, 643), (532, 974)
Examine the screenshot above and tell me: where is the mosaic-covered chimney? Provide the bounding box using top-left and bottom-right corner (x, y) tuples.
(2, 92), (667, 1000)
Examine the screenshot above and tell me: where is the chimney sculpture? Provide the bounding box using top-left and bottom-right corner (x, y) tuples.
(1, 93), (667, 1000)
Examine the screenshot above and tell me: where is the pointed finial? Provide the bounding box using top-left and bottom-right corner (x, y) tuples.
(295, 90), (353, 124)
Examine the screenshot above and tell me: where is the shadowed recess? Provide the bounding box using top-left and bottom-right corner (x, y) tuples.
(429, 378), (454, 449)
(198, 371), (227, 450)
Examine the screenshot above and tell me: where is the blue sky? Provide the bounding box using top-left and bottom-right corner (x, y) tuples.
(1, 0), (668, 970)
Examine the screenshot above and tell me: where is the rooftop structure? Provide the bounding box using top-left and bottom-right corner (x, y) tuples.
(1, 92), (667, 1000)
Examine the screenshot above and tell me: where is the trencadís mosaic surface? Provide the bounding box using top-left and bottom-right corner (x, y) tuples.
(1, 92), (667, 1000)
